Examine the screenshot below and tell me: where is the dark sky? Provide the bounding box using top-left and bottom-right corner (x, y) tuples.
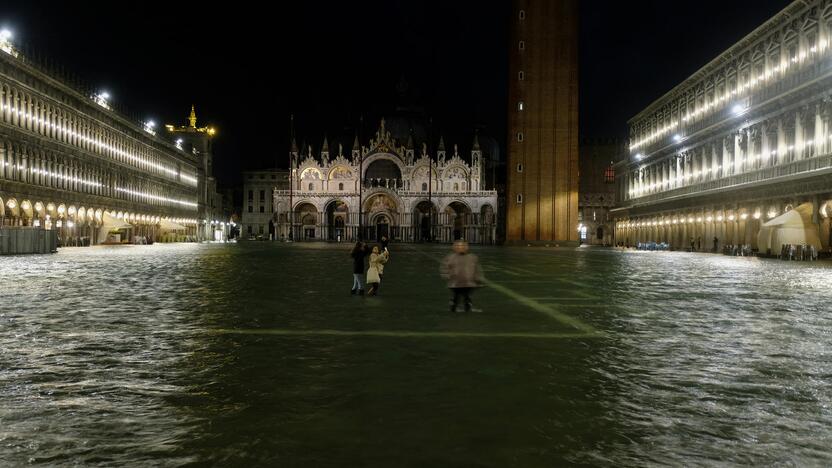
(1, 0), (791, 186)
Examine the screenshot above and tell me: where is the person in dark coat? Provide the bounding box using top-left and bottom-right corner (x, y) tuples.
(350, 241), (368, 296)
(380, 235), (389, 251)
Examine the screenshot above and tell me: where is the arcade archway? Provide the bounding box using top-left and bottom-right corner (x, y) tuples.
(325, 200), (349, 241)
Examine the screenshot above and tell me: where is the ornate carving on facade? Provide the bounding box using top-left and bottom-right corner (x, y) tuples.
(273, 119), (498, 243)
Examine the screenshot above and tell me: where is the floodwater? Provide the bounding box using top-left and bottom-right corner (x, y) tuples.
(1, 243), (831, 466)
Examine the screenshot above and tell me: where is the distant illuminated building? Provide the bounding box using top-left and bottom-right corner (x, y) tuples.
(613, 1), (832, 254)
(0, 32), (219, 246)
(166, 105), (226, 241)
(273, 119), (498, 243)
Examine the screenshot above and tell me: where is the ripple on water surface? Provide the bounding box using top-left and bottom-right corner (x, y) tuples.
(1, 244), (831, 466)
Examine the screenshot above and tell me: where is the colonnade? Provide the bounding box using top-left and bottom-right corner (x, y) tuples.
(615, 197), (832, 252)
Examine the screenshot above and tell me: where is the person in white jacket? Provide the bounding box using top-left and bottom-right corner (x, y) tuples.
(366, 246), (389, 296)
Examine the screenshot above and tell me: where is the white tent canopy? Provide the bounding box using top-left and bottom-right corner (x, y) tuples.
(160, 218), (187, 231)
(101, 211), (132, 230)
(97, 211), (133, 244)
(757, 202), (821, 253)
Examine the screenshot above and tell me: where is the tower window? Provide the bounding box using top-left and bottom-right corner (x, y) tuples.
(517, 132), (524, 142)
(604, 163), (615, 183)
(518, 40), (525, 51)
(517, 163), (524, 173)
(518, 101), (524, 111)
(519, 10), (525, 20)
(516, 194), (523, 204)
(518, 71), (525, 81)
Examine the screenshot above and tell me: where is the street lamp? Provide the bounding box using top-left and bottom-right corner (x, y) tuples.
(0, 29), (17, 57)
(143, 120), (156, 135)
(93, 91), (111, 109)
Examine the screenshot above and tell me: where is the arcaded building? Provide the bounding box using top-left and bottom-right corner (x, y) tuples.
(0, 34), (225, 246)
(613, 1), (832, 254)
(506, 0), (579, 244)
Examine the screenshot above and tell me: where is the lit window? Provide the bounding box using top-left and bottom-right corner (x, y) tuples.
(517, 132), (524, 142)
(518, 101), (524, 111)
(516, 194), (523, 204)
(518, 71), (525, 81)
(604, 163), (615, 183)
(518, 40), (525, 51)
(519, 10), (525, 20)
(517, 163), (523, 173)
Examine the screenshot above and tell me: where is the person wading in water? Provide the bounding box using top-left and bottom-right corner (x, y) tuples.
(366, 246), (389, 296)
(350, 241), (369, 296)
(440, 240), (484, 313)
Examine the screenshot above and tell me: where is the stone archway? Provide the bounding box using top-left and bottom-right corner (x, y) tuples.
(364, 158), (403, 190)
(414, 200), (437, 242)
(364, 193), (400, 241)
(295, 202), (318, 240)
(325, 199), (349, 241)
(371, 212), (391, 243)
(445, 201), (472, 241)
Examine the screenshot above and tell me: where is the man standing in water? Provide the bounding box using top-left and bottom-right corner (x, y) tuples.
(440, 240), (484, 313)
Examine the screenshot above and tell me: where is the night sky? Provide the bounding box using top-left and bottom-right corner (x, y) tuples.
(1, 0), (791, 187)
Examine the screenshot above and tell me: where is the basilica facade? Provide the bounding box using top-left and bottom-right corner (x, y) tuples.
(273, 119), (498, 244)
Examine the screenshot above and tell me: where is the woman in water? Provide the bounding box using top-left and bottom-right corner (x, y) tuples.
(350, 241), (368, 296)
(366, 245), (389, 296)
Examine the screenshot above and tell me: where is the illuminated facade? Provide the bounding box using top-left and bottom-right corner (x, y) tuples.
(0, 35), (208, 245)
(614, 1), (832, 253)
(273, 119), (498, 244)
(506, 0), (579, 244)
(166, 106), (227, 241)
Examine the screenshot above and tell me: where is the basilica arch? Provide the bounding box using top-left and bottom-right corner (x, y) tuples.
(363, 191), (400, 241)
(294, 202), (318, 240)
(324, 199), (350, 241)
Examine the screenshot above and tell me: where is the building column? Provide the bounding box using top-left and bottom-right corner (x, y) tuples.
(814, 103), (823, 158)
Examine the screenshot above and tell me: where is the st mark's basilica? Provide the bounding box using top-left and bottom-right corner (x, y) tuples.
(273, 119), (498, 244)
